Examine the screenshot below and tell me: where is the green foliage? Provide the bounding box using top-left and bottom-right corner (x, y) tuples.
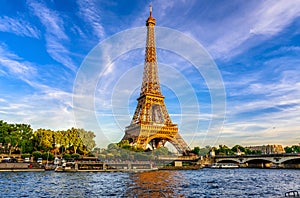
(198, 146), (211, 156)
(117, 140), (130, 148)
(32, 128), (96, 155)
(0, 120), (34, 154)
(215, 145), (234, 155)
(231, 145), (244, 153)
(108, 143), (119, 150)
(120, 151), (129, 159)
(98, 154), (106, 160)
(67, 128), (83, 154)
(134, 152), (149, 160)
(71, 153), (80, 159)
(211, 144), (265, 155)
(191, 146), (200, 155)
(251, 150), (262, 155)
(285, 145), (300, 153)
(63, 154), (71, 159)
(153, 147), (169, 156)
(231, 145), (253, 154)
(78, 128), (96, 153)
(32, 151), (42, 160)
(106, 153), (114, 159)
(41, 152), (54, 161)
(21, 154), (31, 159)
(33, 128), (54, 152)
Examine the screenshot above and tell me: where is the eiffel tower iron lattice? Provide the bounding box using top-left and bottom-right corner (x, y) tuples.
(122, 6), (190, 155)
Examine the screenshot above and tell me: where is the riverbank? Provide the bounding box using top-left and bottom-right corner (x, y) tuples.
(0, 163), (45, 172)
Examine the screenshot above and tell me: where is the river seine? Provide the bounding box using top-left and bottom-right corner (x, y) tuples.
(0, 169), (299, 197)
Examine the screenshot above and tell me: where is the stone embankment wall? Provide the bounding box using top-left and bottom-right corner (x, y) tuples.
(0, 163), (29, 169)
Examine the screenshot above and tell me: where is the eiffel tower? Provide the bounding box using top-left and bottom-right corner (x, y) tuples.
(122, 6), (190, 155)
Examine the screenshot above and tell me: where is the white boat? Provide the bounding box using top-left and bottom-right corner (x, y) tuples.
(211, 163), (239, 169)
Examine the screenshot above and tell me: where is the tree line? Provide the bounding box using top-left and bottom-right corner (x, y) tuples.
(92, 140), (173, 161)
(0, 120), (96, 157)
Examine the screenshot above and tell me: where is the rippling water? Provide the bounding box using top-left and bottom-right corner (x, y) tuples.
(0, 169), (299, 197)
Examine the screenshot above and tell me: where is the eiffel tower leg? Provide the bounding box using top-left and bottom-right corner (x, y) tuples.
(169, 134), (190, 155)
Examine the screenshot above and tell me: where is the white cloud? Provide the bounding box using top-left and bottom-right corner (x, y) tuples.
(0, 16), (40, 38)
(27, 1), (67, 40)
(27, 0), (76, 71)
(250, 1), (300, 35)
(0, 44), (36, 79)
(208, 0), (300, 59)
(0, 43), (75, 131)
(76, 0), (105, 40)
(0, 98), (6, 103)
(222, 71), (300, 147)
(46, 37), (76, 71)
(0, 88), (75, 131)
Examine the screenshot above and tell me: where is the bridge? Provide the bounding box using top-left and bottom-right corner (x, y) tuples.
(214, 153), (300, 168)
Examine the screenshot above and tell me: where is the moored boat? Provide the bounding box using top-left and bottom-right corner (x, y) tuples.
(211, 163), (239, 169)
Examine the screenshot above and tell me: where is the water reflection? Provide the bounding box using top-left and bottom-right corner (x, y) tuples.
(125, 171), (186, 197)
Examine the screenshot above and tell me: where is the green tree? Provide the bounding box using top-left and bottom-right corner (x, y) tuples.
(71, 153), (80, 159)
(67, 128), (83, 154)
(16, 124), (34, 154)
(0, 121), (34, 154)
(291, 145), (300, 153)
(42, 152), (54, 161)
(285, 145), (300, 153)
(198, 146), (211, 156)
(153, 147), (169, 156)
(108, 143), (119, 150)
(78, 128), (96, 155)
(33, 129), (55, 151)
(216, 145), (234, 155)
(32, 151), (42, 160)
(63, 153), (71, 159)
(231, 145), (245, 153)
(191, 146), (200, 155)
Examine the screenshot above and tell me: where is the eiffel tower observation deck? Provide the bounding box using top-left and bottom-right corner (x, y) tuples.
(122, 6), (190, 155)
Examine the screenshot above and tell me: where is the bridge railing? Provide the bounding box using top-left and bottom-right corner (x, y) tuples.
(215, 153), (300, 158)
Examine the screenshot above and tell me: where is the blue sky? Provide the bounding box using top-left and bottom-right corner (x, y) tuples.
(0, 0), (300, 148)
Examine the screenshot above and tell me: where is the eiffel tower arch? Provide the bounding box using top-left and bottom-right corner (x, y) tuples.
(122, 6), (190, 155)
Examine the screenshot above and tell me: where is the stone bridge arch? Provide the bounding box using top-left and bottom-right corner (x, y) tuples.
(243, 158), (275, 164)
(279, 156), (300, 164)
(216, 159), (240, 163)
(215, 158), (240, 163)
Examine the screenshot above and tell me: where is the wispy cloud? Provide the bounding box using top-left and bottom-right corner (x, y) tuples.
(27, 0), (76, 71)
(0, 16), (40, 38)
(208, 0), (300, 59)
(76, 0), (105, 40)
(0, 88), (75, 130)
(0, 44), (36, 79)
(249, 1), (300, 35)
(0, 42), (75, 131)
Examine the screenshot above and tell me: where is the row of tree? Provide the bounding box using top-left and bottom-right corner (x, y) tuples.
(213, 145), (262, 155)
(0, 120), (96, 156)
(190, 145), (262, 156)
(284, 145), (300, 153)
(92, 140), (172, 161)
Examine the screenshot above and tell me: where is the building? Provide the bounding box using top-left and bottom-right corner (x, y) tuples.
(246, 145), (285, 154)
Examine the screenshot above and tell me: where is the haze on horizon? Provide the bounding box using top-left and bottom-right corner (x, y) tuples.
(0, 0), (300, 148)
